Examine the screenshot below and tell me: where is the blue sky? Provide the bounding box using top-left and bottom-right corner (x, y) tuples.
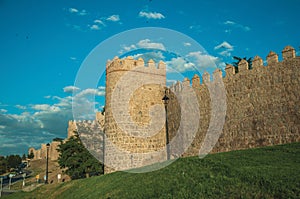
(0, 0), (299, 155)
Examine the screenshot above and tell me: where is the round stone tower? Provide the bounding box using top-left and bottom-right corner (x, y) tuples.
(104, 56), (167, 173)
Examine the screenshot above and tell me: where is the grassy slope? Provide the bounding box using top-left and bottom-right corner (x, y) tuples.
(5, 142), (300, 199)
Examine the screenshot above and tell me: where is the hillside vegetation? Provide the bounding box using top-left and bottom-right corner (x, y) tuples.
(5, 142), (300, 199)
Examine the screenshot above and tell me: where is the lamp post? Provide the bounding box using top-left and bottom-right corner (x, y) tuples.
(0, 177), (2, 197)
(45, 143), (50, 184)
(162, 88), (170, 160)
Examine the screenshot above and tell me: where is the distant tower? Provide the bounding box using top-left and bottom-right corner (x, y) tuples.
(104, 56), (167, 173)
(67, 120), (77, 138)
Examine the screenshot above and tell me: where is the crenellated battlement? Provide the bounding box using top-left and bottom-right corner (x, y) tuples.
(282, 45), (296, 59)
(252, 56), (263, 68)
(69, 120), (96, 124)
(67, 114), (105, 139)
(173, 46), (299, 88)
(109, 46), (298, 90)
(106, 56), (166, 75)
(226, 45), (297, 77)
(68, 119), (101, 128)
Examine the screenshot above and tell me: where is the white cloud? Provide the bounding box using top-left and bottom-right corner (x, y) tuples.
(224, 20), (235, 25)
(75, 88), (105, 98)
(183, 42), (191, 47)
(214, 41), (234, 57)
(137, 39), (166, 50)
(122, 44), (137, 52)
(223, 20), (251, 32)
(69, 8), (78, 13)
(134, 51), (165, 63)
(63, 86), (80, 93)
(187, 51), (223, 70)
(214, 41), (233, 50)
(15, 105), (26, 110)
(31, 104), (51, 111)
(166, 57), (195, 72)
(1, 143), (18, 148)
(68, 7), (88, 16)
(70, 57), (77, 61)
(0, 109), (58, 154)
(90, 24), (100, 30)
(33, 105), (60, 114)
(94, 19), (105, 25)
(53, 96), (72, 108)
(98, 86), (105, 91)
(0, 109), (7, 113)
(86, 15), (121, 33)
(119, 40), (225, 72)
(120, 39), (165, 54)
(131, 53), (143, 59)
(89, 19), (106, 31)
(48, 106), (61, 113)
(0, 85), (105, 155)
(106, 15), (120, 22)
(139, 11), (165, 19)
(71, 88), (105, 119)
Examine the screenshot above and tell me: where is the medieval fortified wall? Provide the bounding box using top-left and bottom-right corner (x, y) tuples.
(104, 45), (299, 173)
(29, 45), (299, 174)
(28, 113), (105, 161)
(168, 46), (300, 158)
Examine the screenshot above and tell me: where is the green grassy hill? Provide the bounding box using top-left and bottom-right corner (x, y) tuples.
(5, 143), (300, 199)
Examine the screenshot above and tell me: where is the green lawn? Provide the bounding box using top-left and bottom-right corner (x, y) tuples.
(4, 142), (300, 199)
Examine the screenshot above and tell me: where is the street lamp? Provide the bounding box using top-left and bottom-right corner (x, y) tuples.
(162, 88), (170, 160)
(45, 143), (50, 184)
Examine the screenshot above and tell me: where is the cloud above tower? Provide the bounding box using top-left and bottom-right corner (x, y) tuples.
(139, 11), (165, 19)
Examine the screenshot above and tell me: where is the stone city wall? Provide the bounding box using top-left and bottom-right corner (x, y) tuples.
(29, 118), (104, 161)
(167, 46), (300, 157)
(29, 46), (299, 174)
(28, 141), (61, 161)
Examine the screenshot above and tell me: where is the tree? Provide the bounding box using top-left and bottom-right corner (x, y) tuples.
(0, 156), (7, 175)
(57, 133), (103, 180)
(232, 56), (252, 73)
(7, 155), (21, 169)
(53, 137), (64, 142)
(22, 154), (27, 160)
(28, 151), (34, 159)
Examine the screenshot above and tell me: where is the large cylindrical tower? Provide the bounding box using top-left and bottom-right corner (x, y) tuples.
(104, 56), (167, 173)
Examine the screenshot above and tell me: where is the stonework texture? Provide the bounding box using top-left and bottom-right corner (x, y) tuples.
(28, 141), (61, 161)
(169, 46), (300, 157)
(29, 46), (299, 174)
(104, 57), (167, 173)
(104, 46), (299, 173)
(76, 119), (104, 162)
